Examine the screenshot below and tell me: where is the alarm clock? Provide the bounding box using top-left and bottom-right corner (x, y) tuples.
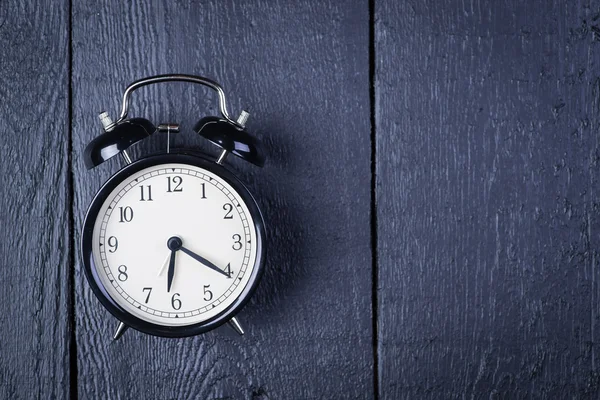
(81, 75), (266, 340)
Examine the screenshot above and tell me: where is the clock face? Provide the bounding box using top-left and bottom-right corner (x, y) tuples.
(83, 155), (264, 335)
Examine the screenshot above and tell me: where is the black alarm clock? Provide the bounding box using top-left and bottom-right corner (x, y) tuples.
(81, 75), (266, 340)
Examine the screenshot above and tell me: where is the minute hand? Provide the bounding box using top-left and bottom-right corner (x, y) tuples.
(180, 246), (230, 278)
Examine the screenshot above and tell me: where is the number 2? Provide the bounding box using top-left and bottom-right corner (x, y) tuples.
(223, 203), (233, 219)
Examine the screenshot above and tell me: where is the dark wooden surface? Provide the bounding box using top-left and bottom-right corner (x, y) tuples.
(71, 1), (372, 399)
(0, 1), (71, 398)
(2, 0), (600, 398)
(376, 0), (600, 398)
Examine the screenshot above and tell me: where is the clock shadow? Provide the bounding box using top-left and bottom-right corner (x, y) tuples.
(222, 125), (307, 324)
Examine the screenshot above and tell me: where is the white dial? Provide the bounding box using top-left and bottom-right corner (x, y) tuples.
(90, 162), (259, 327)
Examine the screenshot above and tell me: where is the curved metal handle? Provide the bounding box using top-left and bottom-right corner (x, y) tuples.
(116, 74), (243, 129)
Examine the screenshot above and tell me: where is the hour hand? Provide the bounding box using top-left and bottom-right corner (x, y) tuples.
(167, 250), (176, 292)
(179, 246), (229, 278)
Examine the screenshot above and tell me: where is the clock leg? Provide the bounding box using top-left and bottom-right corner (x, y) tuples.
(228, 317), (245, 336)
(113, 321), (129, 340)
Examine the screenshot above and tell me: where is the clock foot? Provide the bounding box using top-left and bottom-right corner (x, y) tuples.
(113, 321), (129, 340)
(228, 317), (245, 336)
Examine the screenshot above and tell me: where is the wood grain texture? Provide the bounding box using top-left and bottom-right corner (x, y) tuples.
(72, 1), (373, 399)
(376, 0), (600, 398)
(0, 0), (71, 398)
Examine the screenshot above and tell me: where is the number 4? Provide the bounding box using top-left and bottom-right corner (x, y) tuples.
(225, 263), (233, 278)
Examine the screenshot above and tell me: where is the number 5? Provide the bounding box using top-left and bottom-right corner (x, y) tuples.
(203, 285), (213, 301)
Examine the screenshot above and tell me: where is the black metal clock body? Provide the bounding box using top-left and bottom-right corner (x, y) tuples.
(81, 152), (266, 338)
(81, 74), (267, 340)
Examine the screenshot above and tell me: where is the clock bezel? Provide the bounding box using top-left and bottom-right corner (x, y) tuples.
(81, 151), (266, 338)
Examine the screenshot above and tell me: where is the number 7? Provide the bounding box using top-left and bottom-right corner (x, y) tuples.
(142, 287), (152, 304)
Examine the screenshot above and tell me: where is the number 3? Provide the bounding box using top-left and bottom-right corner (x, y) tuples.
(232, 234), (242, 250)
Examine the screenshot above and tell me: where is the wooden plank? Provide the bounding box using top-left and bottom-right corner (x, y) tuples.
(72, 1), (373, 398)
(376, 0), (600, 398)
(0, 1), (71, 398)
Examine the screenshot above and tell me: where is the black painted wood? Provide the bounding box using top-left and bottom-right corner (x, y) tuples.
(71, 1), (372, 399)
(3, 0), (596, 397)
(376, 1), (600, 398)
(0, 1), (71, 398)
